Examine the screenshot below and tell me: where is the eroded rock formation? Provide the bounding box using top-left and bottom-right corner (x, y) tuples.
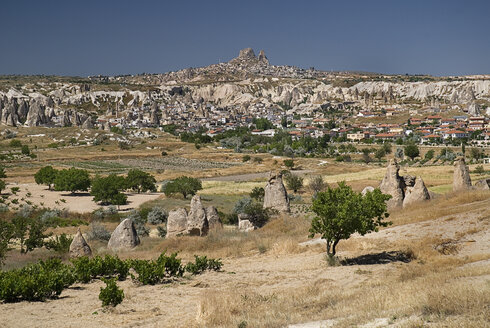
(263, 172), (290, 213)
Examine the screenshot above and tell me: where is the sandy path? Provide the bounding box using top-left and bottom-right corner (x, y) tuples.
(7, 183), (162, 213)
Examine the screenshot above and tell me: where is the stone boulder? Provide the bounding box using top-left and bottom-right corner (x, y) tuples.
(187, 195), (209, 236)
(166, 208), (188, 238)
(107, 219), (140, 250)
(263, 172), (290, 213)
(238, 213), (255, 232)
(205, 206), (222, 230)
(361, 186), (375, 196)
(474, 178), (490, 190)
(69, 228), (92, 258)
(453, 158), (472, 191)
(379, 159), (405, 208)
(403, 176), (430, 207)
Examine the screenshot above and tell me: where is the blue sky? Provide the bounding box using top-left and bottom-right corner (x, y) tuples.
(1, 0), (489, 76)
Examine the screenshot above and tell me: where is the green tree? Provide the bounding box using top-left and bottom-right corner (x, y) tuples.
(374, 148), (386, 161)
(0, 219), (15, 265)
(308, 175), (327, 196)
(12, 216), (49, 254)
(309, 182), (391, 256)
(163, 176), (202, 199)
(21, 145), (30, 156)
(424, 149), (435, 161)
(34, 166), (58, 190)
(125, 169), (156, 193)
(54, 167), (91, 194)
(250, 187), (265, 201)
(474, 165), (485, 175)
(404, 143), (420, 161)
(0, 180), (5, 194)
(284, 173), (303, 193)
(283, 159), (295, 170)
(91, 174), (127, 206)
(0, 167), (6, 179)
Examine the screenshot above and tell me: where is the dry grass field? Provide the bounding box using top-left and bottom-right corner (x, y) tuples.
(1, 127), (489, 327)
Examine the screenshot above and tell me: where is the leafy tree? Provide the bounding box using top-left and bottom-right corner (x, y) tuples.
(470, 148), (483, 160)
(250, 187), (265, 201)
(242, 155), (251, 162)
(309, 182), (391, 256)
(0, 180), (5, 194)
(9, 139), (22, 148)
(12, 216), (49, 254)
(382, 143), (392, 154)
(284, 173), (303, 193)
(34, 166), (58, 190)
(252, 117), (274, 130)
(21, 145), (30, 155)
(374, 148), (386, 161)
(474, 165), (485, 175)
(284, 159), (295, 170)
(424, 149), (435, 161)
(125, 169), (156, 193)
(163, 176), (202, 199)
(91, 174), (127, 205)
(243, 202), (274, 228)
(0, 219), (15, 265)
(54, 168), (91, 194)
(147, 207), (168, 225)
(404, 143), (420, 161)
(308, 175), (327, 195)
(0, 167), (6, 179)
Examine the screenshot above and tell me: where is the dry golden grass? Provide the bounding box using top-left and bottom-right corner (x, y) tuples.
(388, 190), (490, 226)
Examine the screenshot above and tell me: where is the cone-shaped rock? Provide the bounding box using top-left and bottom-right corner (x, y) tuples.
(166, 208), (188, 238)
(206, 206), (222, 230)
(379, 159), (405, 208)
(187, 195), (209, 236)
(108, 219), (140, 250)
(69, 228), (92, 258)
(403, 176), (430, 208)
(453, 158), (472, 191)
(263, 172), (290, 213)
(474, 178), (490, 190)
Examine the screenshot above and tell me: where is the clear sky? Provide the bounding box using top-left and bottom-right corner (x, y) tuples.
(1, 0), (489, 77)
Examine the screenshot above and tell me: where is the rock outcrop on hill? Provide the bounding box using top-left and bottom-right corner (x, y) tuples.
(379, 159), (405, 208)
(380, 159), (430, 208)
(474, 178), (490, 190)
(167, 208), (189, 237)
(166, 196), (222, 237)
(403, 176), (431, 207)
(205, 206), (222, 230)
(238, 213), (256, 232)
(107, 219), (140, 250)
(69, 228), (92, 258)
(453, 158), (472, 191)
(263, 172), (290, 213)
(187, 195), (209, 236)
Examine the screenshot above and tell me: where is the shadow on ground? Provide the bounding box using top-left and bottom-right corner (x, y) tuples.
(341, 251), (412, 265)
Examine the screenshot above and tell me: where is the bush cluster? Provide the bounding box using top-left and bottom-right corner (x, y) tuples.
(0, 252), (222, 304)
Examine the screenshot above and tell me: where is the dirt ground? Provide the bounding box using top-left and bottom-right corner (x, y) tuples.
(7, 183), (162, 213)
(1, 196), (488, 327)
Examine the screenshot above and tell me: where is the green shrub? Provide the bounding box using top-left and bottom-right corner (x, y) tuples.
(0, 259), (75, 302)
(185, 255), (223, 274)
(99, 278), (124, 307)
(44, 233), (73, 254)
(130, 252), (184, 285)
(71, 255), (130, 283)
